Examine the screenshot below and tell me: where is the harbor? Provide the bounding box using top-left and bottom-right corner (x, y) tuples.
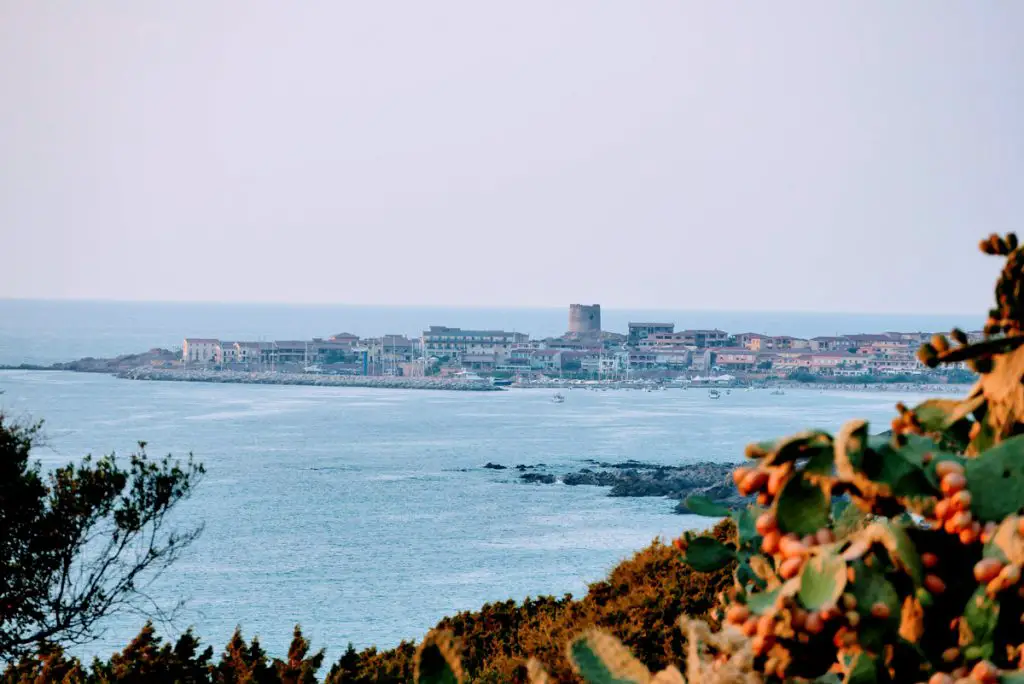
(0, 302), (979, 393)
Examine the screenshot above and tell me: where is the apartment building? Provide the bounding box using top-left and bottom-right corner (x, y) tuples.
(627, 322), (675, 345)
(677, 329), (730, 348)
(183, 338), (219, 364)
(421, 326), (528, 361)
(713, 348), (759, 371)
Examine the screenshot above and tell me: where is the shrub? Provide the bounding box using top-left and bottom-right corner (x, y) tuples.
(0, 417), (204, 661)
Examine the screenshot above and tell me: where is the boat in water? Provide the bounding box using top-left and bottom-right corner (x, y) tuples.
(708, 389), (721, 399)
(552, 392), (566, 404)
(771, 389), (785, 395)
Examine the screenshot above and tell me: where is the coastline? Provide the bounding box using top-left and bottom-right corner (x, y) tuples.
(115, 367), (506, 391)
(0, 365), (973, 394)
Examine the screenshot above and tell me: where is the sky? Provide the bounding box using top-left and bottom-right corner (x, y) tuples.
(0, 2), (1021, 312)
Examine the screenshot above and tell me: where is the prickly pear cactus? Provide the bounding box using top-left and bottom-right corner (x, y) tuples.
(665, 234), (1024, 682)
(567, 629), (688, 684)
(414, 629), (464, 684)
(409, 235), (1024, 684)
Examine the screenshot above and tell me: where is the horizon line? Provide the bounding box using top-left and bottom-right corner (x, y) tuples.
(0, 296), (982, 318)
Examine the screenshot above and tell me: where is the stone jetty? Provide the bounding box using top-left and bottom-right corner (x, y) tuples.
(119, 368), (505, 391)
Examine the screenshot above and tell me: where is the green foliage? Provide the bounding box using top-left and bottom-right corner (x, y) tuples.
(568, 630), (650, 683)
(680, 537), (734, 572)
(798, 554), (847, 611)
(964, 436), (1024, 521)
(0, 415), (204, 661)
(414, 630), (463, 684)
(775, 473), (829, 536)
(683, 495), (730, 517)
(0, 622), (324, 683)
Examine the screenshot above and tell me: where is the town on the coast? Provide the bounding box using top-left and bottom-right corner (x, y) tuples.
(160, 304), (978, 389)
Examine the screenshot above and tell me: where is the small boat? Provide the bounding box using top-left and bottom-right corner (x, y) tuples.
(708, 389), (721, 399)
(552, 392), (566, 404)
(771, 389), (785, 396)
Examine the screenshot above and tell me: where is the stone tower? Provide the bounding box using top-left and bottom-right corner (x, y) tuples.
(568, 304), (601, 335)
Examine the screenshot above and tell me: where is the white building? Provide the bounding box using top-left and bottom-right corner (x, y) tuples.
(183, 338), (219, 364)
(217, 342), (238, 364)
(421, 326), (528, 361)
(581, 352), (626, 376)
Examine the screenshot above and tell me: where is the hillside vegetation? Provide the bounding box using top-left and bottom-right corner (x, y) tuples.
(2, 527), (732, 683)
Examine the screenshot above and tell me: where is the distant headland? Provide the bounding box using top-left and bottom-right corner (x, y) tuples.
(0, 303), (979, 390)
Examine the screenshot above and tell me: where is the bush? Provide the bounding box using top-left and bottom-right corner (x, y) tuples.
(0, 417), (204, 661)
(1, 530), (733, 683)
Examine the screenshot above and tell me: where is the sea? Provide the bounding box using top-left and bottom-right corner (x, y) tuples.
(0, 301), (979, 663)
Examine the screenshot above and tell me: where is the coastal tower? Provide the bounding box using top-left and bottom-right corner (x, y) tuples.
(568, 304), (601, 335)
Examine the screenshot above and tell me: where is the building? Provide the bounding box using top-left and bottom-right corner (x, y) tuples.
(581, 352), (625, 376)
(273, 341), (314, 366)
(497, 352), (533, 375)
(529, 349), (563, 372)
(734, 334), (808, 351)
(217, 342), (238, 364)
(845, 333), (894, 346)
(807, 352), (863, 374)
(628, 322), (675, 345)
(637, 331), (693, 349)
(713, 348), (759, 371)
(734, 333), (768, 351)
(649, 348), (690, 368)
(768, 336), (810, 350)
(421, 326), (528, 361)
(364, 335), (416, 372)
(690, 349), (713, 372)
(310, 339), (358, 363)
(810, 336), (852, 352)
(183, 338), (219, 365)
(460, 354), (498, 371)
(568, 304), (601, 335)
(677, 329), (729, 348)
(327, 332), (360, 348)
(627, 350), (659, 369)
(545, 337), (592, 351)
(232, 341), (276, 366)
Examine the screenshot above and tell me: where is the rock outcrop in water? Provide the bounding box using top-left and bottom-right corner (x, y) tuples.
(512, 459), (747, 513)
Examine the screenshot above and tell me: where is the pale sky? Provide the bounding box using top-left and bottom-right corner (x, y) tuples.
(1, 2), (1021, 312)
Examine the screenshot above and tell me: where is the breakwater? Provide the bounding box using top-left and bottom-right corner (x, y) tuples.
(118, 368), (505, 391)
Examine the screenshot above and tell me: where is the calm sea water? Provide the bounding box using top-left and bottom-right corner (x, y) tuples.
(0, 302), (967, 662)
(0, 372), (938, 662)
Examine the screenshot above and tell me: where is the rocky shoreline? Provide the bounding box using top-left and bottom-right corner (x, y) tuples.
(118, 367), (505, 391)
(485, 459), (747, 514)
(0, 348), (181, 374)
